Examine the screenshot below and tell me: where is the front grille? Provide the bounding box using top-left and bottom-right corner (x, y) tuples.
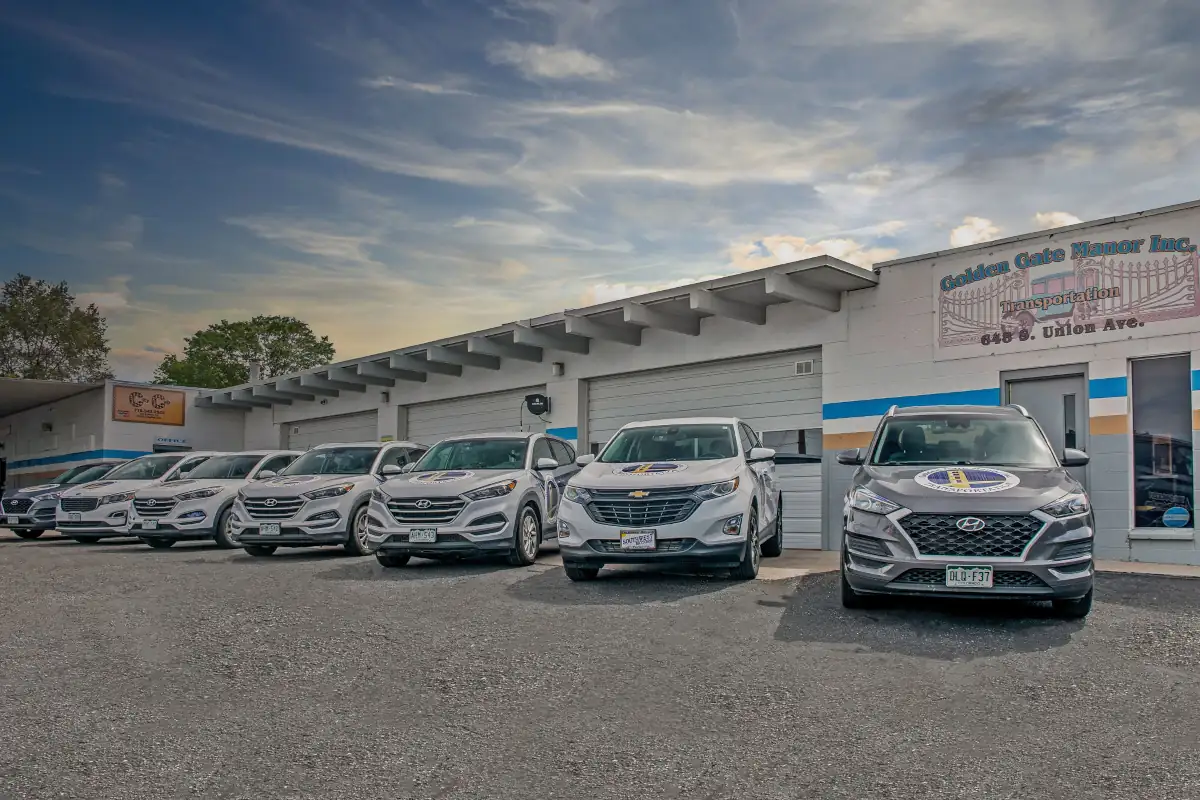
(899, 514), (1041, 558)
(243, 497), (306, 520)
(133, 499), (177, 518)
(590, 538), (691, 553)
(893, 569), (1048, 588)
(586, 497), (698, 527)
(1056, 539), (1093, 560)
(3, 498), (33, 514)
(387, 498), (467, 526)
(846, 533), (891, 557)
(60, 498), (100, 512)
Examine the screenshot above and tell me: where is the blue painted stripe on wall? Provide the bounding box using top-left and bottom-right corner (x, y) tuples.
(1089, 376), (1128, 399)
(1192, 370), (1200, 392)
(546, 426), (579, 440)
(823, 388), (1001, 420)
(8, 449), (148, 470)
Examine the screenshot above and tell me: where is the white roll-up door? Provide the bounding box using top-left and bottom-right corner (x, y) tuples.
(286, 411), (379, 450)
(587, 350), (823, 548)
(406, 387), (547, 446)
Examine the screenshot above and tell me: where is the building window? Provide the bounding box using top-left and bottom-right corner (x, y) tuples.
(761, 429), (823, 457)
(1131, 356), (1194, 529)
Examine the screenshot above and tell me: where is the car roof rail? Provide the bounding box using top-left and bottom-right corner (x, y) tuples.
(1005, 403), (1031, 417)
(885, 404), (899, 418)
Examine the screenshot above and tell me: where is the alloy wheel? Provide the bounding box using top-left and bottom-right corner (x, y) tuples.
(356, 509), (370, 549)
(521, 512), (539, 559)
(749, 514), (760, 571)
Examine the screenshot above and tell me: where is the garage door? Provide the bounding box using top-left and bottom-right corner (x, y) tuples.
(287, 411), (379, 450)
(587, 350), (823, 548)
(406, 387), (547, 446)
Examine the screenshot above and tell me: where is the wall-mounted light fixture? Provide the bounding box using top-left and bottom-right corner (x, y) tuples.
(551, 362), (565, 377)
(381, 391), (391, 404)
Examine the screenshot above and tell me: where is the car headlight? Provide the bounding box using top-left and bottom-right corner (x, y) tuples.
(302, 484), (355, 500)
(694, 477), (740, 501)
(100, 492), (135, 505)
(563, 485), (592, 504)
(1041, 492), (1090, 518)
(463, 480), (518, 502)
(176, 487), (223, 502)
(41, 492), (62, 501)
(849, 487), (900, 515)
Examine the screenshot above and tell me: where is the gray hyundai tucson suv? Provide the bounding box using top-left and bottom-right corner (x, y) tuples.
(838, 404), (1094, 618)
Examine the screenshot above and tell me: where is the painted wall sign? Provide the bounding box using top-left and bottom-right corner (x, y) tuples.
(112, 386), (186, 426)
(934, 222), (1200, 360)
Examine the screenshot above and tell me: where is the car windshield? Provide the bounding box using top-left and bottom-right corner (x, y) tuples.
(283, 447), (379, 475)
(52, 464), (102, 483)
(599, 424), (738, 463)
(413, 439), (528, 471)
(186, 454), (264, 480)
(103, 455), (184, 480)
(65, 465), (118, 483)
(869, 415), (1059, 468)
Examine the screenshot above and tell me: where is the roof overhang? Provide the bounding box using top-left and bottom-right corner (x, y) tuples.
(195, 255), (877, 411)
(0, 378), (106, 419)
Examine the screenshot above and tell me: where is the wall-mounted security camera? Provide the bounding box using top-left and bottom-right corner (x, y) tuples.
(525, 393), (551, 416)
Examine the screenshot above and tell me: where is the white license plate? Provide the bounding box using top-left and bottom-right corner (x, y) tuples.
(69, 512), (81, 522)
(620, 529), (657, 551)
(946, 565), (993, 588)
(6, 516), (17, 525)
(409, 529), (437, 543)
(260, 523), (281, 536)
(142, 520), (159, 530)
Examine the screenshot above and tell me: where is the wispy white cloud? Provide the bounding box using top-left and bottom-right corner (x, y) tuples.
(1033, 211), (1083, 230)
(949, 217), (1002, 248)
(486, 41), (616, 81)
(360, 76), (475, 95)
(729, 235), (896, 271)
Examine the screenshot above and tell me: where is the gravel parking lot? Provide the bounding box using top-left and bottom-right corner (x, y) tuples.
(2, 534), (1199, 800)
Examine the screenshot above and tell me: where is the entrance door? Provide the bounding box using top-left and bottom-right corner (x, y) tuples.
(1007, 375), (1088, 487)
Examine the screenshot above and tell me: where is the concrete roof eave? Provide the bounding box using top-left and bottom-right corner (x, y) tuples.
(0, 378), (106, 419)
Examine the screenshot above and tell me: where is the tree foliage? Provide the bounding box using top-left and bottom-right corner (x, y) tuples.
(154, 315), (335, 389)
(0, 274), (112, 381)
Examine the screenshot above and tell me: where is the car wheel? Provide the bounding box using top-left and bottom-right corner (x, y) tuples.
(761, 494), (784, 558)
(376, 553), (410, 568)
(244, 545), (277, 557)
(564, 565), (600, 582)
(73, 536), (102, 544)
(14, 530), (45, 539)
(507, 505), (540, 566)
(343, 505), (371, 556)
(840, 563), (872, 609)
(1052, 588), (1093, 619)
(213, 507), (238, 549)
(730, 507), (761, 580)
(145, 538), (175, 549)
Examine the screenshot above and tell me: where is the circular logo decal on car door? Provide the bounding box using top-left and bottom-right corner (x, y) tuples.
(914, 467), (1020, 494)
(613, 462), (687, 476)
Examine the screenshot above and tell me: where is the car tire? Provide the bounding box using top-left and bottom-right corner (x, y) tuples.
(343, 504), (371, 557)
(213, 507), (238, 549)
(506, 505), (540, 567)
(761, 494), (784, 558)
(564, 565), (600, 582)
(1052, 588), (1093, 619)
(840, 564), (872, 609)
(730, 506), (761, 580)
(73, 536), (102, 544)
(14, 530), (45, 539)
(376, 553), (411, 568)
(144, 538), (175, 549)
(244, 545), (277, 557)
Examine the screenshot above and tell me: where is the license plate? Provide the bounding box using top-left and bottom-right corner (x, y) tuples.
(260, 523), (281, 536)
(946, 565), (993, 588)
(6, 516), (17, 525)
(143, 520), (159, 530)
(69, 512), (81, 522)
(409, 528), (437, 543)
(620, 529), (656, 551)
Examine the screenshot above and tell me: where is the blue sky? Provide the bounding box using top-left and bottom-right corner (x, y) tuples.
(3, 0), (1199, 380)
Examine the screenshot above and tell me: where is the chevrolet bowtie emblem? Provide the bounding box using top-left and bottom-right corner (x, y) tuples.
(628, 490), (650, 499)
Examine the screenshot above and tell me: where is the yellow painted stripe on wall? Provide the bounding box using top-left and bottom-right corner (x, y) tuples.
(824, 432), (873, 450)
(1090, 414), (1128, 436)
(1193, 410), (1200, 431)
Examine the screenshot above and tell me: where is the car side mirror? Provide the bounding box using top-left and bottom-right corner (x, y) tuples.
(1061, 448), (1090, 467)
(837, 448), (864, 466)
(747, 447), (776, 463)
(400, 463), (417, 474)
(256, 470), (277, 480)
(380, 464), (403, 476)
(536, 458), (559, 471)
(575, 454), (596, 467)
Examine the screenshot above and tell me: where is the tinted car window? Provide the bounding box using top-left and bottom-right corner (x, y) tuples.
(283, 447), (380, 476)
(104, 456), (184, 481)
(870, 415), (1058, 468)
(531, 438), (555, 466)
(599, 425), (737, 463)
(414, 439), (528, 471)
(549, 440), (574, 466)
(67, 465), (119, 483)
(256, 455), (296, 475)
(187, 454), (263, 479)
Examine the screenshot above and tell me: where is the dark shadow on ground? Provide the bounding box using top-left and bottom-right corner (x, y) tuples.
(315, 554), (515, 582)
(773, 572), (1085, 661)
(232, 546), (358, 564)
(1090, 572), (1200, 613)
(94, 541), (226, 555)
(505, 563), (737, 606)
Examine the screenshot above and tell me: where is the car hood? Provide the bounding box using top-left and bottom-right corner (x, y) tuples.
(60, 479), (159, 498)
(240, 474), (369, 497)
(857, 465), (1081, 514)
(136, 479), (245, 499)
(572, 458), (738, 490)
(4, 483), (65, 500)
(382, 468), (526, 497)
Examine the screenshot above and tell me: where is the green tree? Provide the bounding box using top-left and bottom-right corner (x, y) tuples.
(154, 315), (335, 389)
(0, 274), (112, 381)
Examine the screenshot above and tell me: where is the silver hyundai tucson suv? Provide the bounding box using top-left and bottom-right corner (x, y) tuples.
(838, 404), (1094, 618)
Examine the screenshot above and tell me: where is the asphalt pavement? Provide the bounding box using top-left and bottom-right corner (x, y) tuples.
(1, 535), (1198, 800)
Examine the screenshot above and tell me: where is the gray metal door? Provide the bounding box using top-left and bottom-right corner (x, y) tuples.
(1007, 375), (1088, 487)
(405, 387), (547, 446)
(287, 411), (379, 450)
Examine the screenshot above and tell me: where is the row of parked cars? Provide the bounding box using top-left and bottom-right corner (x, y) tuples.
(4, 407), (1097, 614)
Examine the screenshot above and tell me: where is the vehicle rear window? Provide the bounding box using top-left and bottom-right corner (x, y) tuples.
(869, 415), (1058, 468)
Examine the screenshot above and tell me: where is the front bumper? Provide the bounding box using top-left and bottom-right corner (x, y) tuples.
(842, 506), (1094, 600)
(231, 497), (351, 548)
(555, 491), (751, 569)
(55, 503), (132, 537)
(2, 501), (58, 531)
(128, 498), (221, 541)
(364, 493), (514, 557)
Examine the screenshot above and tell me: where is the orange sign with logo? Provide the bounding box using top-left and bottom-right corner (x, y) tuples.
(112, 385), (186, 426)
